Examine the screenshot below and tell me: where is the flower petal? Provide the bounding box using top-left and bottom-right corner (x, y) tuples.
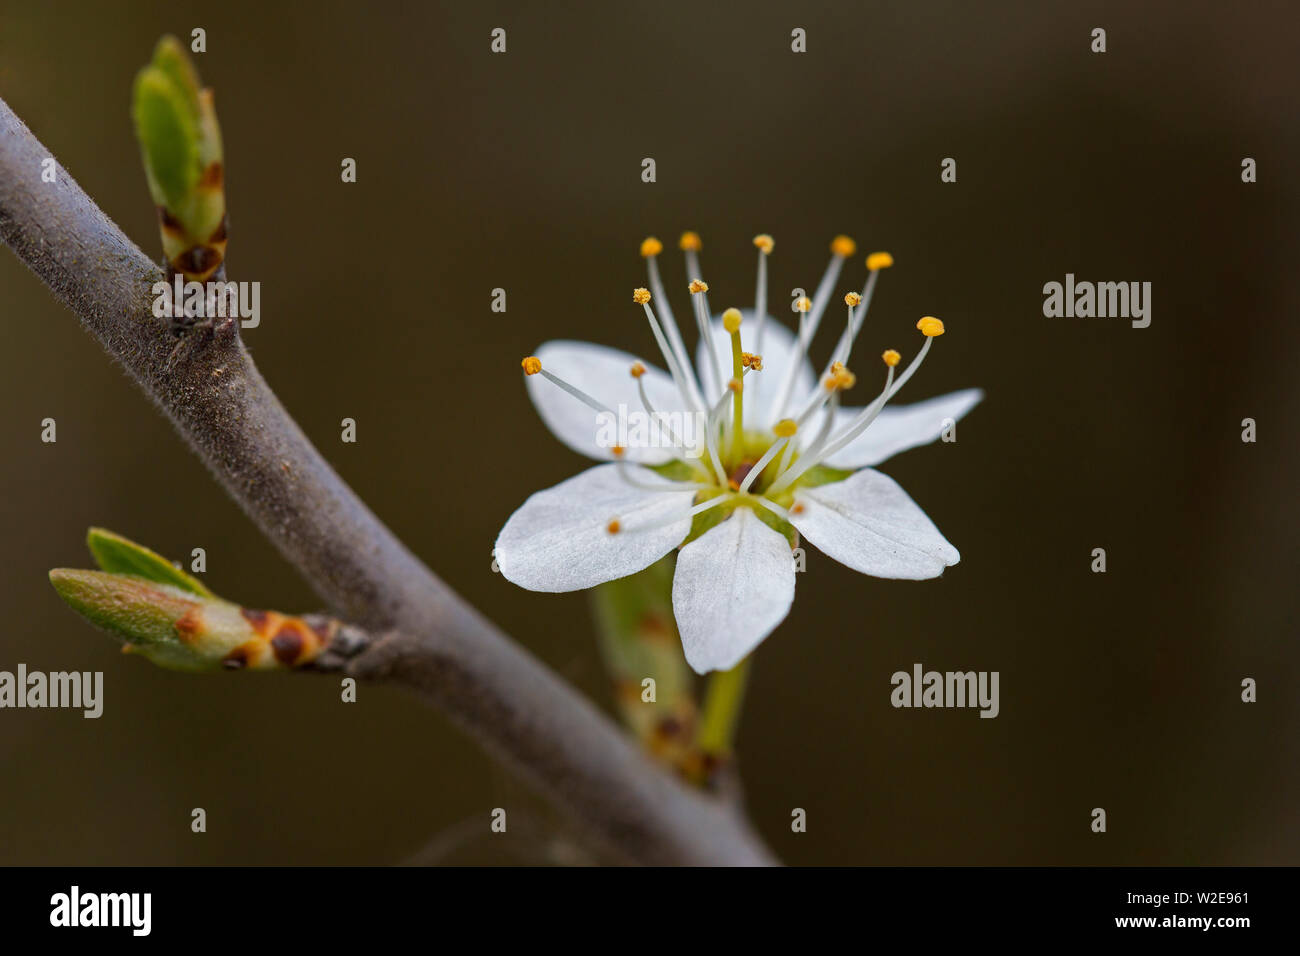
(672, 506), (796, 674)
(820, 388), (983, 468)
(697, 313), (818, 430)
(525, 341), (693, 464)
(495, 464), (698, 592)
(790, 468), (959, 580)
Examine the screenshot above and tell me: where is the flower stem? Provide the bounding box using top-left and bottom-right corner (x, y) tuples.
(697, 655), (751, 757)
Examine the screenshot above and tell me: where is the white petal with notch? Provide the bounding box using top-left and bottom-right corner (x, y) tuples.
(495, 463), (697, 592)
(673, 507), (797, 674)
(790, 468), (959, 580)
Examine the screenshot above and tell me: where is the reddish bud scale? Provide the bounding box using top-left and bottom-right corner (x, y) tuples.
(224, 608), (335, 670)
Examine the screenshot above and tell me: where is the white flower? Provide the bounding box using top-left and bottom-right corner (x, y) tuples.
(495, 232), (982, 674)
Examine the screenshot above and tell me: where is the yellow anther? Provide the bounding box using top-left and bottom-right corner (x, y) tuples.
(882, 349), (901, 367)
(630, 361), (646, 378)
(742, 351), (763, 371)
(844, 291), (862, 307)
(612, 445), (626, 458)
(727, 377), (742, 393)
(917, 316), (945, 337)
(689, 279), (709, 294)
(640, 237), (663, 257)
(830, 235), (857, 257)
(753, 234), (774, 254)
(866, 251), (894, 270)
(830, 361), (846, 375)
(607, 519), (621, 534)
(773, 418), (798, 438)
(722, 308), (743, 332)
(632, 287), (651, 304)
(679, 231), (702, 251)
(790, 502), (806, 515)
(795, 296), (812, 313)
(521, 356), (542, 375)
(824, 368), (857, 392)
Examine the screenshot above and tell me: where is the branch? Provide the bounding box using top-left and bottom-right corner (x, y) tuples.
(0, 96), (775, 866)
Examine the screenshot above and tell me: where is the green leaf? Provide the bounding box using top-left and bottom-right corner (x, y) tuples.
(85, 527), (215, 598)
(132, 67), (200, 209)
(148, 35), (202, 113)
(48, 569), (214, 670)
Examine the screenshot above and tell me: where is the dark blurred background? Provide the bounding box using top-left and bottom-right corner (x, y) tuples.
(1, 0), (1296, 865)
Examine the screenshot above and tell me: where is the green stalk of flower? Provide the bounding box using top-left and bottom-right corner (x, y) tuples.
(131, 35), (227, 281)
(49, 529), (340, 672)
(697, 656), (751, 758)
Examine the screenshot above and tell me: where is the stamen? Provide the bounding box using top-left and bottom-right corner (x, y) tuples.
(738, 433), (791, 494)
(826, 278), (871, 379)
(636, 290), (705, 415)
(618, 490), (729, 535)
(884, 327), (938, 398)
(642, 237), (702, 407)
(753, 234), (773, 352)
(681, 233), (704, 313)
(742, 351), (763, 371)
(791, 340), (856, 428)
(615, 458), (700, 491)
(822, 251), (893, 378)
(752, 496), (791, 522)
(520, 356), (614, 416)
(917, 315), (945, 337)
(764, 345), (920, 496)
(777, 434), (797, 475)
(690, 278), (725, 399)
(632, 362), (685, 450)
(773, 327), (938, 492)
(702, 387), (733, 486)
(795, 388), (842, 464)
(772, 237), (852, 416)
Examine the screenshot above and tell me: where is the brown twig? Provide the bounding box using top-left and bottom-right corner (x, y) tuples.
(0, 96), (775, 866)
